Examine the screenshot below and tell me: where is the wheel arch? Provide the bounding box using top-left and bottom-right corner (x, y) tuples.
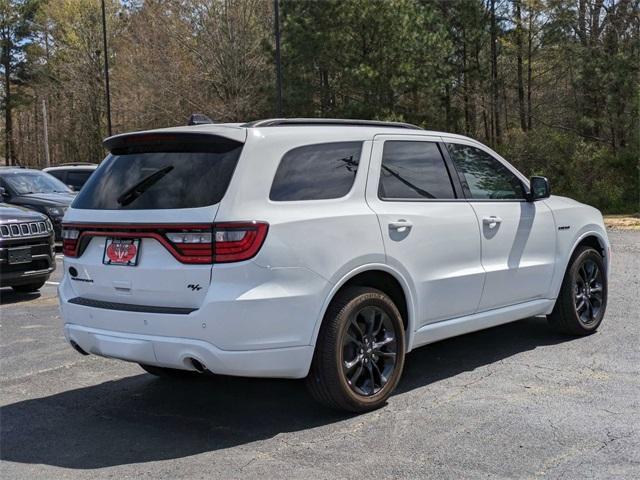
(310, 264), (417, 352)
(568, 230), (609, 270)
(549, 229), (610, 306)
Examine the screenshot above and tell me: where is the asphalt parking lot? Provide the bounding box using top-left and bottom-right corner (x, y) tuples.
(1, 231), (638, 479)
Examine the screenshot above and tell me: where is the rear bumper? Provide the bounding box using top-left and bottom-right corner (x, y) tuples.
(64, 323), (314, 378)
(58, 260), (329, 378)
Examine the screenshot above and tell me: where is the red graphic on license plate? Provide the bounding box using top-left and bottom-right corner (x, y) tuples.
(105, 239), (139, 265)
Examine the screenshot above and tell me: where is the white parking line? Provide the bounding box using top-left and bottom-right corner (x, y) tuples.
(46, 281), (60, 286)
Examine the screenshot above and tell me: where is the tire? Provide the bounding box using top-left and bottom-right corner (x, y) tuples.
(11, 280), (46, 293)
(548, 246), (607, 335)
(306, 286), (406, 413)
(139, 363), (198, 379)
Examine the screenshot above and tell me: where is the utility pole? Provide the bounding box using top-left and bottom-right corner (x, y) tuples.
(101, 0), (112, 137)
(42, 99), (50, 167)
(274, 0), (283, 117)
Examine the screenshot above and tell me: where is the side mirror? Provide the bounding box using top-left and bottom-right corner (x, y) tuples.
(528, 176), (550, 201)
(0, 186), (8, 199)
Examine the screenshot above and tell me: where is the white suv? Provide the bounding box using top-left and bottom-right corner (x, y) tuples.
(59, 119), (610, 412)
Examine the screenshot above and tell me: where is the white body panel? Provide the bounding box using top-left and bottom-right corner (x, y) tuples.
(470, 200), (556, 310)
(59, 123), (610, 378)
(365, 135), (484, 326)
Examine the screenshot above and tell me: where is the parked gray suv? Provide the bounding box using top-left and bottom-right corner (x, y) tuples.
(0, 203), (56, 292)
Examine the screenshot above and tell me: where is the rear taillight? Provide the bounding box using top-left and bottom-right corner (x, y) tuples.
(62, 227), (80, 257)
(165, 228), (214, 264)
(61, 222), (268, 264)
(212, 222), (269, 263)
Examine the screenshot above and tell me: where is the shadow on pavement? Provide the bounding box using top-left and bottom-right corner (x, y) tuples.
(0, 288), (41, 305)
(1, 316), (573, 469)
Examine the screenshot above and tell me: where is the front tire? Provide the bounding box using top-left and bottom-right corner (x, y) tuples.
(306, 287), (405, 413)
(548, 246), (607, 335)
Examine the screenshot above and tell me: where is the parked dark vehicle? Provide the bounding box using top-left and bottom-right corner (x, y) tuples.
(0, 168), (75, 241)
(0, 203), (56, 292)
(44, 163), (98, 192)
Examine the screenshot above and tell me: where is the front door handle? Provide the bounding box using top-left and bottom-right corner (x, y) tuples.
(389, 220), (413, 232)
(482, 216), (503, 227)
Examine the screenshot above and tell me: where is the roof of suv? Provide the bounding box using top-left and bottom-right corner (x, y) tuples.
(103, 118), (478, 148)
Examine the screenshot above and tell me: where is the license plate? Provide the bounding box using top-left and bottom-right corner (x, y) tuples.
(103, 238), (141, 266)
(8, 247), (32, 265)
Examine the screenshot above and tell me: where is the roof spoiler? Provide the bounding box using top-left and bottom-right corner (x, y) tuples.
(103, 132), (242, 155)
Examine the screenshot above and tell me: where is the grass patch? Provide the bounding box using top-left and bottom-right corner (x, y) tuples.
(604, 215), (640, 231)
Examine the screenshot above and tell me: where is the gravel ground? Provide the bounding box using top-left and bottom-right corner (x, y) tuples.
(1, 231), (638, 479)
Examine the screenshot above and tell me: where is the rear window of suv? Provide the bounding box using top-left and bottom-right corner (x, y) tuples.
(73, 134), (242, 210)
(270, 142), (362, 201)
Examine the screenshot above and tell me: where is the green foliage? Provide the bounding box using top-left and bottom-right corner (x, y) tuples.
(2, 0), (639, 212)
(280, 0), (452, 125)
(500, 129), (638, 213)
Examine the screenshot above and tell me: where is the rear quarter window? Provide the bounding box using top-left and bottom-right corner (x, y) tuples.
(270, 142), (362, 201)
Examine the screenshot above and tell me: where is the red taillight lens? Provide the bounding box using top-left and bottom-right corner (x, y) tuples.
(165, 229), (213, 264)
(62, 227), (80, 257)
(60, 222), (268, 264)
(213, 222), (269, 263)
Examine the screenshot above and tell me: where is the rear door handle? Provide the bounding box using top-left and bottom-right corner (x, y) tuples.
(389, 220), (413, 231)
(482, 216), (503, 227)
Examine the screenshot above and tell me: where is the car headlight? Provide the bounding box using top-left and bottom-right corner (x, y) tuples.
(45, 206), (67, 218)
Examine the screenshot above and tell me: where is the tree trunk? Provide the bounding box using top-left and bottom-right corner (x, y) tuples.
(2, 42), (16, 165)
(515, 0), (527, 131)
(462, 26), (471, 135)
(444, 83), (452, 131)
(527, 2), (533, 130)
(490, 0), (501, 144)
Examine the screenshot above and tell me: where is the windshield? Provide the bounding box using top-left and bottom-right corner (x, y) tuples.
(3, 171), (72, 195)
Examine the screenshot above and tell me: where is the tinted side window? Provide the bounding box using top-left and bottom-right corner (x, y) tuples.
(447, 143), (525, 200)
(378, 141), (455, 200)
(66, 171), (94, 190)
(270, 142), (362, 201)
(47, 171), (66, 182)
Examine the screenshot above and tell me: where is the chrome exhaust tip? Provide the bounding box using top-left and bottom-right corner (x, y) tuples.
(190, 358), (206, 373)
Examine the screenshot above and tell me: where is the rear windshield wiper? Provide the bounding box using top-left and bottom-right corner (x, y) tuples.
(117, 165), (174, 207)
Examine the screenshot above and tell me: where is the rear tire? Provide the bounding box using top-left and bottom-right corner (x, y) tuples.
(139, 364), (198, 379)
(306, 286), (405, 413)
(548, 246), (607, 335)
(11, 280), (46, 293)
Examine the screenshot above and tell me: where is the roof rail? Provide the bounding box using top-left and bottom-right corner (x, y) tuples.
(242, 118), (423, 130)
